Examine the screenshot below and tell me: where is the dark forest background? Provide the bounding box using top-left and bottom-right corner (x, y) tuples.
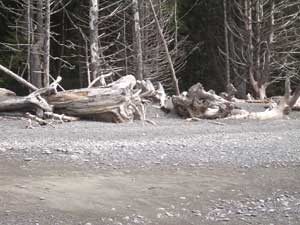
(0, 0), (299, 98)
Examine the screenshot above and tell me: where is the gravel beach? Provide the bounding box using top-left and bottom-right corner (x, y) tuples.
(1, 109), (300, 225)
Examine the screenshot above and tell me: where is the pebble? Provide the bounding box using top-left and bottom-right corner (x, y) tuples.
(24, 157), (33, 161)
(70, 155), (80, 160)
(268, 209), (275, 213)
(42, 150), (52, 155)
(165, 212), (174, 217)
(191, 209), (202, 216)
(217, 218), (230, 222)
(123, 216), (130, 220)
(15, 184), (26, 189)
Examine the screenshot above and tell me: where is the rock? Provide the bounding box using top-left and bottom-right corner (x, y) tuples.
(42, 150), (52, 155)
(165, 212), (174, 217)
(70, 155), (80, 160)
(24, 157), (33, 161)
(218, 218), (230, 222)
(191, 209), (202, 216)
(157, 213), (162, 219)
(123, 216), (130, 220)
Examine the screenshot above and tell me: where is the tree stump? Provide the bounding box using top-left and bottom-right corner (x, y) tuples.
(172, 83), (234, 119)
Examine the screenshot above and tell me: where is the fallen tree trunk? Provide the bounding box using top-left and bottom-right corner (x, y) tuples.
(229, 78), (300, 120)
(172, 83), (234, 119)
(47, 88), (141, 123)
(46, 75), (143, 123)
(0, 75), (143, 123)
(0, 95), (51, 113)
(0, 76), (61, 114)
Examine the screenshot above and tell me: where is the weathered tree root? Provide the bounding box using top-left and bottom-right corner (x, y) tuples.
(172, 83), (234, 119)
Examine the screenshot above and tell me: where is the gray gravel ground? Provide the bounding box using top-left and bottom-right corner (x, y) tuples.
(1, 113), (300, 168)
(1, 106), (300, 225)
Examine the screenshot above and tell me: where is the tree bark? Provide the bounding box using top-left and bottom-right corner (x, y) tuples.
(43, 0), (50, 87)
(30, 0), (44, 88)
(132, 0), (144, 81)
(89, 0), (100, 82)
(223, 0), (230, 91)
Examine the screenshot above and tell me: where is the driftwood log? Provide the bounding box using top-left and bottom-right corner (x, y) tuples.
(0, 77), (61, 115)
(0, 75), (147, 123)
(172, 83), (234, 119)
(0, 88), (53, 113)
(229, 78), (300, 120)
(47, 79), (143, 122)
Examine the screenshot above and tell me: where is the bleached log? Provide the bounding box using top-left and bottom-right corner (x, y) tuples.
(46, 75), (143, 123)
(229, 78), (300, 120)
(46, 87), (138, 122)
(0, 94), (52, 113)
(0, 88), (16, 97)
(0, 75), (142, 123)
(107, 75), (136, 90)
(0, 64), (37, 91)
(0, 76), (62, 113)
(44, 112), (80, 122)
(25, 112), (48, 126)
(88, 72), (113, 88)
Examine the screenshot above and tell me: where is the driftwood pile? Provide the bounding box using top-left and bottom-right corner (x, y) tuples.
(1, 68), (300, 125)
(173, 79), (300, 121)
(0, 75), (166, 125)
